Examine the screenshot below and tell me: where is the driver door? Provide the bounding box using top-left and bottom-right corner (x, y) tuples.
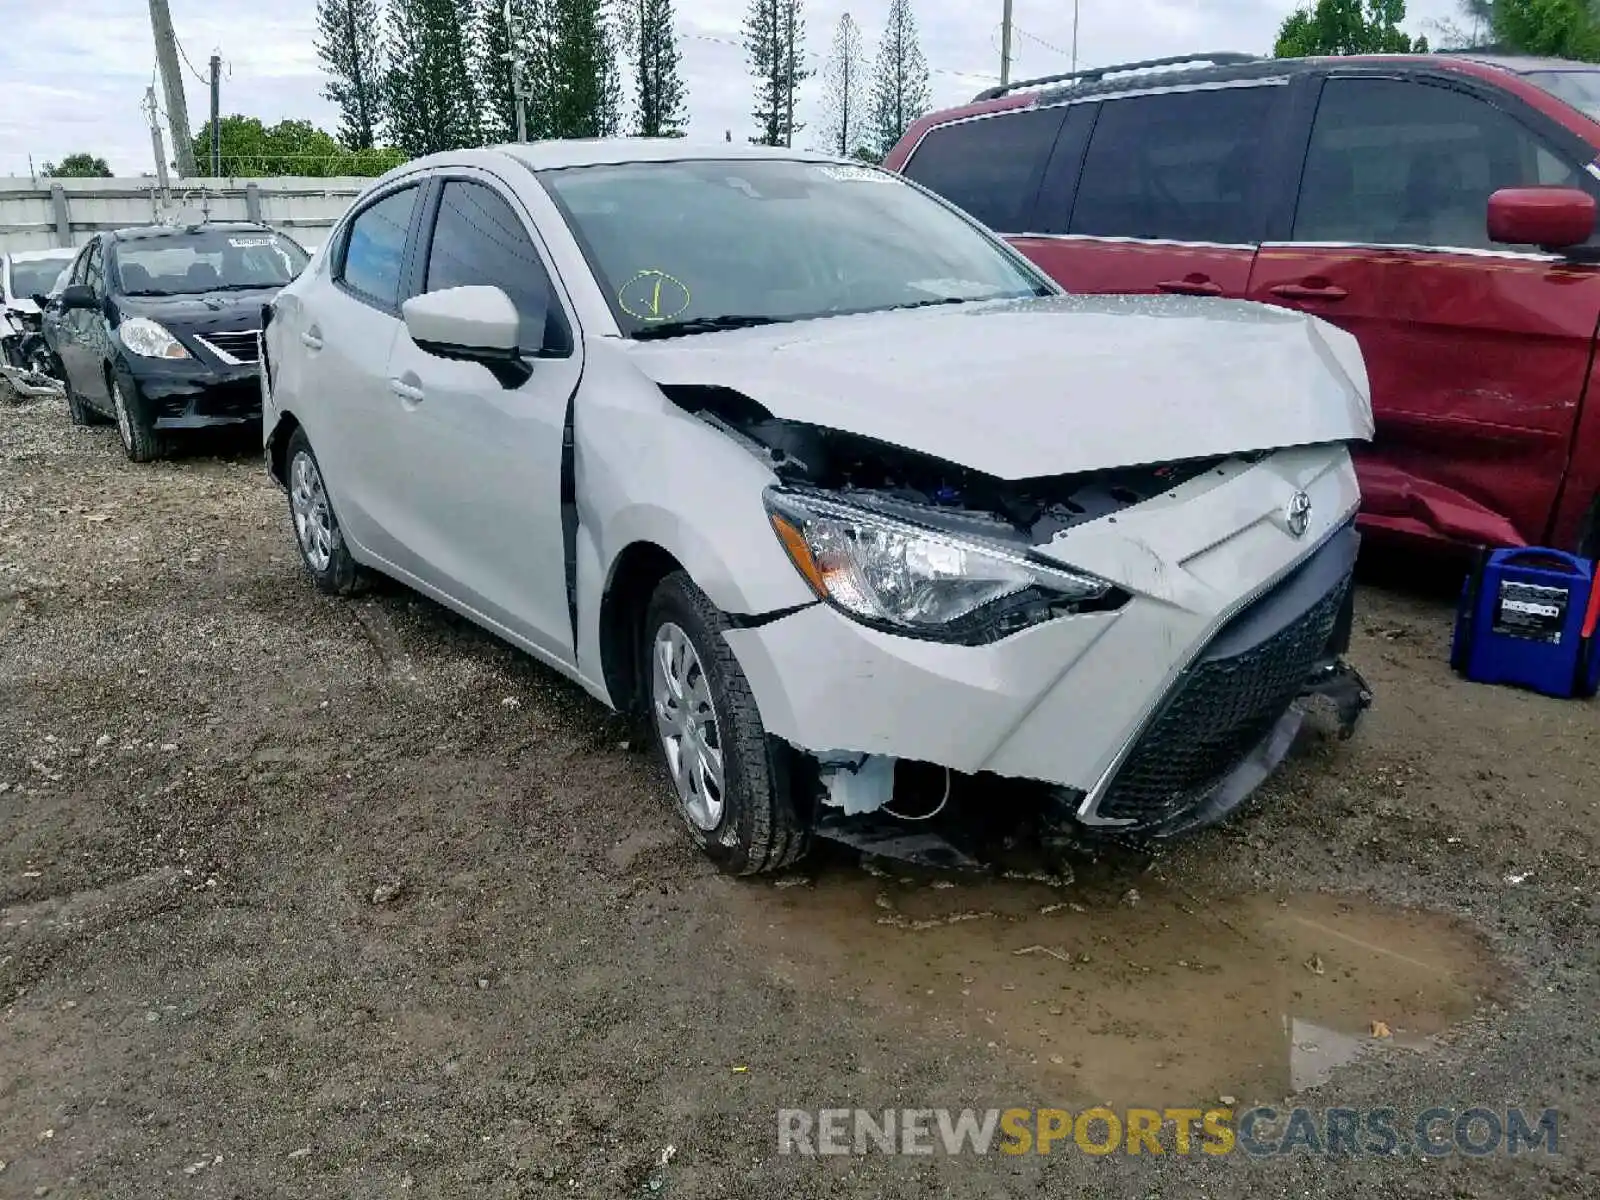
(380, 174), (583, 666)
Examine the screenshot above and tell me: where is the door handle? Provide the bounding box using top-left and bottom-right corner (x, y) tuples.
(1270, 282), (1348, 302)
(300, 329), (324, 350)
(1156, 278), (1223, 297)
(389, 377), (424, 403)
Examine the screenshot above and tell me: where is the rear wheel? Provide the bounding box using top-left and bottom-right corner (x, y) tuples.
(110, 376), (164, 462)
(286, 428), (368, 596)
(643, 571), (809, 875)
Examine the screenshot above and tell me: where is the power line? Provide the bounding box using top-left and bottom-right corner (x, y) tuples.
(683, 29), (997, 82)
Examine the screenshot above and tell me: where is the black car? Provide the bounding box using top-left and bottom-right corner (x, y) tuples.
(54, 220), (309, 461)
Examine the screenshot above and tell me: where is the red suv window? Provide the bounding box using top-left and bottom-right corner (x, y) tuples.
(900, 107), (1065, 231)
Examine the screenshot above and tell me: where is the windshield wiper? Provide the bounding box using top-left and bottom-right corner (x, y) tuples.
(631, 314), (783, 340)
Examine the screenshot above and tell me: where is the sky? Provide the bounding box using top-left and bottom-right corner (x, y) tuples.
(0, 0), (1477, 177)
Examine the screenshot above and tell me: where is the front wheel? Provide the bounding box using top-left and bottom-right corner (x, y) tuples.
(643, 572), (809, 875)
(285, 428), (368, 596)
(110, 376), (164, 462)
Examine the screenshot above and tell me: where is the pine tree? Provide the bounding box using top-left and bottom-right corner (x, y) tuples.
(317, 0), (384, 148)
(385, 0), (481, 156)
(543, 0), (620, 138)
(818, 12), (867, 156)
(745, 0), (809, 146)
(868, 0), (930, 157)
(633, 0), (686, 136)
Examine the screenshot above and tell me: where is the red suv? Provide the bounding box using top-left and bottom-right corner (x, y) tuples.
(885, 52), (1600, 554)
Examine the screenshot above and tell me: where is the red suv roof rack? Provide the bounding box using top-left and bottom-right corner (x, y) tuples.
(971, 52), (1264, 102)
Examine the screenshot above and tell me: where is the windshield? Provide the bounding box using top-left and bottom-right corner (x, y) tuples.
(112, 229), (310, 296)
(9, 253), (75, 299)
(539, 158), (1053, 337)
(1525, 69), (1600, 122)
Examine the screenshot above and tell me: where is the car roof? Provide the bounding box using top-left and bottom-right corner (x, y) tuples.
(497, 137), (845, 171)
(5, 247), (77, 263)
(109, 220), (277, 243)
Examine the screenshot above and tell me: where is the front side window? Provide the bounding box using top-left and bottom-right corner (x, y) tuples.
(82, 242), (104, 295)
(1070, 86), (1280, 245)
(340, 186), (420, 307)
(901, 108), (1067, 231)
(539, 158), (1052, 338)
(424, 180), (562, 353)
(113, 230), (309, 296)
(1294, 77), (1587, 250)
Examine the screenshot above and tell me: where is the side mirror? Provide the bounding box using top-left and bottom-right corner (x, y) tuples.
(58, 283), (97, 311)
(1488, 186), (1596, 252)
(401, 285), (533, 388)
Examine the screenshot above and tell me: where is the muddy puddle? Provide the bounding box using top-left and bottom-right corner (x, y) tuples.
(737, 861), (1507, 1106)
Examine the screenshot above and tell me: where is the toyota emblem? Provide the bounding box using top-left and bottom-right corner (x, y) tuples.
(1286, 491), (1312, 538)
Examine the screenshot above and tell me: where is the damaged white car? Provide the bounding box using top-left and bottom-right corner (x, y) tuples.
(260, 141), (1374, 874)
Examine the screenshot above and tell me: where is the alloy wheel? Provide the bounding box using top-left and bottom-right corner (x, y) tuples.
(651, 621), (726, 831)
(289, 450), (336, 572)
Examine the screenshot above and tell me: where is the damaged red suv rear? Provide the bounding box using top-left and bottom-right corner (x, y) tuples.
(885, 52), (1600, 554)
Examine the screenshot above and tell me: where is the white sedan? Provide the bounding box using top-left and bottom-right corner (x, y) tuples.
(261, 140), (1374, 873)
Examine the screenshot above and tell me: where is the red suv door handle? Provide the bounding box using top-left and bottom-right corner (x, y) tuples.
(1270, 282), (1348, 302)
(1156, 278), (1223, 297)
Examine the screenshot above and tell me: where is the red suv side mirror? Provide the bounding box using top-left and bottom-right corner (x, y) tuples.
(1488, 187), (1596, 251)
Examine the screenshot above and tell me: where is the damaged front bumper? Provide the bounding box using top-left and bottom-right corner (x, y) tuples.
(721, 456), (1371, 842)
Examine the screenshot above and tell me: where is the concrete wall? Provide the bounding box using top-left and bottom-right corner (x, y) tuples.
(0, 176), (374, 254)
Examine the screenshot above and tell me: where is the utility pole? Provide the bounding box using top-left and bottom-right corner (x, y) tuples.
(209, 55), (222, 176)
(1071, 0), (1079, 73)
(505, 0), (528, 141)
(145, 86), (172, 201)
(148, 0), (198, 178)
(783, 2), (796, 148)
(1000, 0), (1014, 87)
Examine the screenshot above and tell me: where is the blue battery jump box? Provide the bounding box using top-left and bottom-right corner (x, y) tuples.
(1451, 547), (1600, 699)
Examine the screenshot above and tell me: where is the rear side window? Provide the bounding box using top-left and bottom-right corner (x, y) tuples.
(902, 108), (1066, 231)
(1294, 77), (1589, 250)
(339, 185), (420, 308)
(423, 180), (563, 353)
(1070, 86), (1280, 245)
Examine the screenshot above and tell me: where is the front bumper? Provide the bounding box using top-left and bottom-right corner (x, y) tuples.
(721, 444), (1367, 834)
(121, 357), (262, 429)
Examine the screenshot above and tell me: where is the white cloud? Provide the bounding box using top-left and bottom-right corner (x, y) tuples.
(0, 0), (1468, 176)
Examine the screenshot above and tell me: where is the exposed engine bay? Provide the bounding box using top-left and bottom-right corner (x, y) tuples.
(664, 383), (1231, 546)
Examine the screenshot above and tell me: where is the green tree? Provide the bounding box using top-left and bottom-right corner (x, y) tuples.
(42, 153), (113, 178)
(1274, 0), (1428, 55)
(632, 0), (687, 136)
(819, 12), (868, 156)
(1484, 0), (1600, 57)
(868, 0), (931, 157)
(385, 0), (481, 156)
(540, 0), (622, 138)
(316, 0), (384, 148)
(191, 116), (405, 177)
(745, 0), (809, 146)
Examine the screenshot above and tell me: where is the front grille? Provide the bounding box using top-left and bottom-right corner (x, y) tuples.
(1098, 569), (1353, 828)
(195, 330), (260, 363)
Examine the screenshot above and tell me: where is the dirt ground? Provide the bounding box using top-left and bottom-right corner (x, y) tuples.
(2, 392), (1598, 1199)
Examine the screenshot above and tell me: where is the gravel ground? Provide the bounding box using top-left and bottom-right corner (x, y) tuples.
(2, 391), (1598, 1199)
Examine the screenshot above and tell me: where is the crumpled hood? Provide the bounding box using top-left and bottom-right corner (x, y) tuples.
(626, 294), (1374, 480)
(115, 288), (280, 336)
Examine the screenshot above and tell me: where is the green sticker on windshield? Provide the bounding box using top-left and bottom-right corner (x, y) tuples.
(618, 270), (691, 322)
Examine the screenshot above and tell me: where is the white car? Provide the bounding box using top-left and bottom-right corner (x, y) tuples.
(261, 141), (1374, 873)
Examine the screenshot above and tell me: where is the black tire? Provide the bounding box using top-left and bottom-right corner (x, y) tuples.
(642, 571), (809, 875)
(109, 374), (164, 462)
(284, 427), (369, 596)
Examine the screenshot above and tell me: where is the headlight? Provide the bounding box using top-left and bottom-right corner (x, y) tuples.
(118, 317), (190, 360)
(764, 488), (1121, 643)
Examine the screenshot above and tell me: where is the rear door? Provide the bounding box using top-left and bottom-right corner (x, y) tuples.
(1022, 81), (1292, 298)
(1247, 70), (1600, 547)
(290, 180), (426, 562)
